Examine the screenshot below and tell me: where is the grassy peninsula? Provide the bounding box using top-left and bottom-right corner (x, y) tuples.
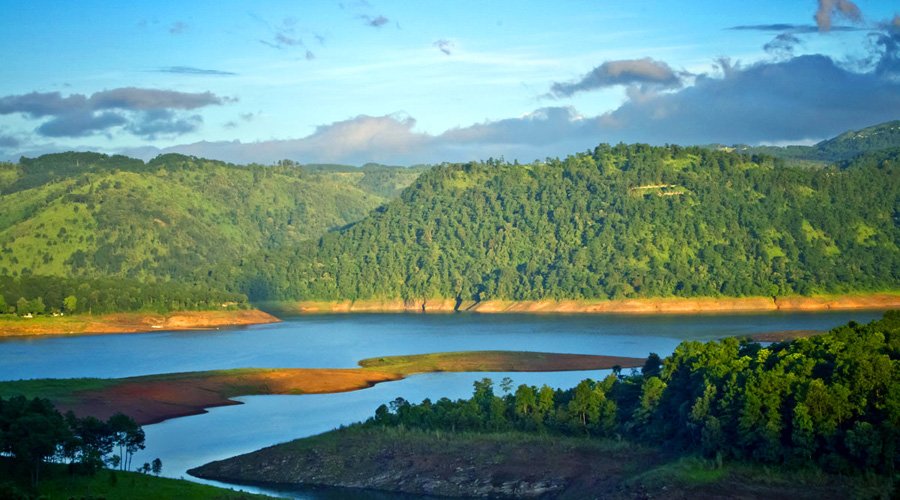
(190, 313), (900, 498)
(0, 351), (644, 425)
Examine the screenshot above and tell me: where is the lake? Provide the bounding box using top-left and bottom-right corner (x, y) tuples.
(0, 310), (886, 498)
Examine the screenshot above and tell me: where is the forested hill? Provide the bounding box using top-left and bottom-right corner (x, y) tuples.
(234, 144), (900, 302)
(734, 120), (900, 165)
(0, 152), (423, 281)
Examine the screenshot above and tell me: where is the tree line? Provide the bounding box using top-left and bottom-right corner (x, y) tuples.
(0, 275), (249, 316)
(0, 396), (158, 488)
(367, 313), (899, 474)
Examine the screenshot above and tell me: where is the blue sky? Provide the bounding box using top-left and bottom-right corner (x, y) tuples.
(0, 0), (898, 165)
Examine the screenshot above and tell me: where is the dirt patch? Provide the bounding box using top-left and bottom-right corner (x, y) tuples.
(275, 293), (900, 315)
(0, 309), (280, 337)
(56, 369), (401, 425)
(190, 427), (879, 499)
(32, 351), (643, 426)
(189, 427), (657, 498)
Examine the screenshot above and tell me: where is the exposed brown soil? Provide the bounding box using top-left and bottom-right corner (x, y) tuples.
(43, 351), (644, 426)
(190, 427), (875, 499)
(190, 427), (657, 498)
(0, 309), (280, 337)
(56, 369), (400, 425)
(273, 293), (900, 315)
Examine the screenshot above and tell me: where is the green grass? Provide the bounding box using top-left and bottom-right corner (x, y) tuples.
(358, 350), (644, 374)
(0, 377), (118, 402)
(0, 154), (423, 281)
(629, 455), (896, 499)
(630, 456), (726, 487)
(0, 462), (277, 500)
(0, 368), (277, 402)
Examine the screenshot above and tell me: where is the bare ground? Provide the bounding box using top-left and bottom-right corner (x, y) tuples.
(190, 427), (885, 499)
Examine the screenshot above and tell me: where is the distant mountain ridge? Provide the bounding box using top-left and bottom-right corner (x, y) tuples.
(814, 120), (900, 161)
(732, 120), (900, 165)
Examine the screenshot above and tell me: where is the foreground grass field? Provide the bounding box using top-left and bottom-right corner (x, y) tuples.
(0, 460), (276, 500)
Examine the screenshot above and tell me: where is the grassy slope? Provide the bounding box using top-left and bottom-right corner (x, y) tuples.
(190, 426), (893, 499)
(734, 120), (900, 164)
(0, 460), (275, 500)
(0, 351), (645, 425)
(0, 155), (423, 281)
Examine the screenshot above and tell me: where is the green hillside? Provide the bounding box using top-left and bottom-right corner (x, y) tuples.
(2, 124), (899, 314)
(234, 144), (899, 301)
(733, 120), (900, 165)
(815, 120), (900, 162)
(0, 152), (423, 282)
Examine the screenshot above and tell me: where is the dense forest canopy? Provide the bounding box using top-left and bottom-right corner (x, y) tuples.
(230, 143), (900, 302)
(0, 275), (248, 315)
(1, 121), (899, 314)
(367, 313), (900, 474)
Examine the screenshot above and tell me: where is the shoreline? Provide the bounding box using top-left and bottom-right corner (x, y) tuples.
(2, 293), (894, 337)
(0, 309), (280, 337)
(263, 292), (900, 315)
(188, 427), (889, 499)
(0, 351), (645, 426)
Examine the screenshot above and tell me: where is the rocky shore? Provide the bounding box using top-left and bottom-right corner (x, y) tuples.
(268, 293), (900, 315)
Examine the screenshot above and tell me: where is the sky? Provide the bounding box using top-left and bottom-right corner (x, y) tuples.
(0, 0), (898, 166)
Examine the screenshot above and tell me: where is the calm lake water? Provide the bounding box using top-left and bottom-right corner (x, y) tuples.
(0, 310), (887, 498)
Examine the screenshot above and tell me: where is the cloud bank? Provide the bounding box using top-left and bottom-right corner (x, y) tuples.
(3, 3), (898, 165)
(0, 88), (228, 139)
(129, 44), (898, 166)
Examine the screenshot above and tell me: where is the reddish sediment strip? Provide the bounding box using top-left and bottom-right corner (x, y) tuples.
(45, 351), (645, 425)
(0, 309), (280, 337)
